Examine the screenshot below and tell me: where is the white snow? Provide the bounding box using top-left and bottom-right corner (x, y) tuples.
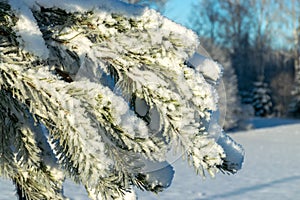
(1, 119), (300, 199)
(28, 0), (144, 15)
(187, 53), (222, 85)
(9, 0), (49, 59)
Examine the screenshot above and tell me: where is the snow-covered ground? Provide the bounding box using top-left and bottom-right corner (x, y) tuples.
(1, 119), (300, 200)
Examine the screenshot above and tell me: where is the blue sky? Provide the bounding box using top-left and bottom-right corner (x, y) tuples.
(161, 0), (298, 49)
(163, 0), (195, 27)
(154, 0), (298, 50)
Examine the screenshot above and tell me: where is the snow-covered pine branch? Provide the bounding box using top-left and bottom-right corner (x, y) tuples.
(0, 0), (244, 199)
(0, 90), (65, 200)
(195, 40), (242, 131)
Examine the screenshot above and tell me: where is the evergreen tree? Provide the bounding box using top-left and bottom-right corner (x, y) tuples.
(0, 1), (244, 199)
(251, 79), (273, 117)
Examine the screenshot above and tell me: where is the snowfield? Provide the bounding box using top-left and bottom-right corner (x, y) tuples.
(1, 120), (300, 200)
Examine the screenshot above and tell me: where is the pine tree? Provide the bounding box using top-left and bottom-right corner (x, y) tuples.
(252, 79), (273, 117)
(0, 1), (244, 200)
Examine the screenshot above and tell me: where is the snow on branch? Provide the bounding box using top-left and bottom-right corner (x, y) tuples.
(0, 0), (244, 199)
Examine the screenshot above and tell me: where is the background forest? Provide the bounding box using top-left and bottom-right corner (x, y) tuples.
(127, 0), (300, 130)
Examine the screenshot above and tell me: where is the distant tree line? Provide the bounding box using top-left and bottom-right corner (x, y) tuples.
(189, 0), (300, 118)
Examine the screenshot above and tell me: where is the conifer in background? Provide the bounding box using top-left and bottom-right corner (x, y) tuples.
(252, 79), (273, 117)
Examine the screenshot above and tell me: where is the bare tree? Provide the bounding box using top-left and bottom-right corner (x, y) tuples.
(271, 72), (294, 116)
(191, 0), (220, 44)
(292, 16), (300, 115)
(191, 0), (297, 116)
(192, 0), (257, 93)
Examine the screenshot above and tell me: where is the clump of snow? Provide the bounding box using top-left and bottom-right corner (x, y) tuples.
(141, 160), (175, 190)
(217, 132), (244, 172)
(28, 0), (144, 16)
(9, 0), (49, 59)
(187, 52), (223, 85)
(206, 110), (244, 173)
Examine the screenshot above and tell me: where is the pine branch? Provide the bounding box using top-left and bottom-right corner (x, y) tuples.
(0, 59), (169, 198)
(0, 1), (245, 199)
(0, 62), (144, 199)
(0, 90), (65, 200)
(31, 6), (218, 159)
